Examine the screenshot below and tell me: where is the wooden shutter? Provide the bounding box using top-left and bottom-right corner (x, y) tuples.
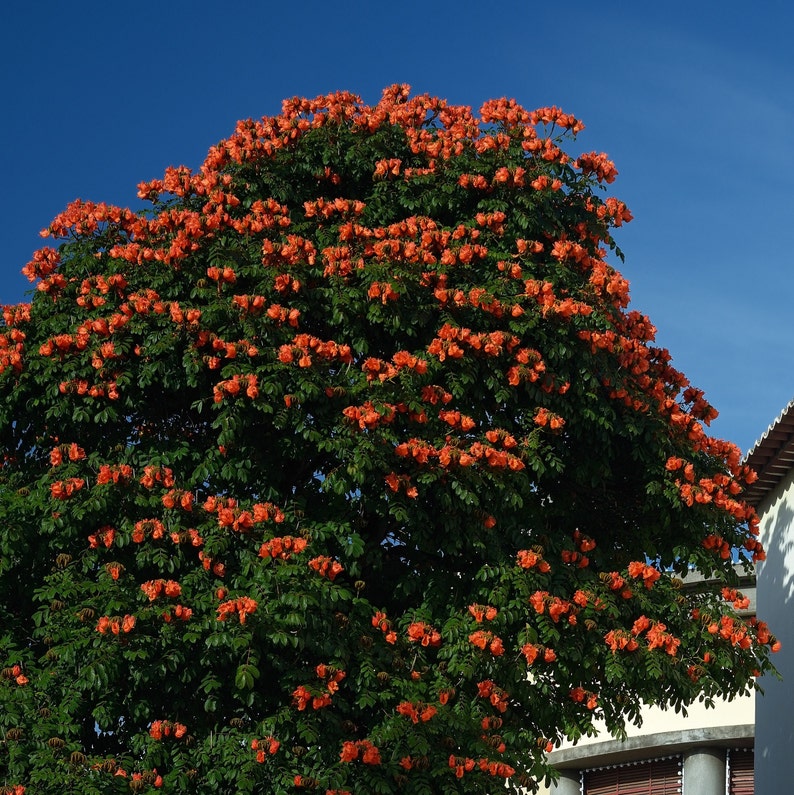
(728, 748), (754, 795)
(584, 756), (682, 795)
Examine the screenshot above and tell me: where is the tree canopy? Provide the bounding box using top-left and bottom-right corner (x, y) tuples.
(0, 86), (778, 794)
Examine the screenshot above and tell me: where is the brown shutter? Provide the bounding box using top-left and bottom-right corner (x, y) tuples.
(584, 756), (682, 795)
(728, 748), (754, 795)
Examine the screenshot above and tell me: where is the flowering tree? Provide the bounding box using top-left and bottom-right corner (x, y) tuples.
(0, 86), (778, 794)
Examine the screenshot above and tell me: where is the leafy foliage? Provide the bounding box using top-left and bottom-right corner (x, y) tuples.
(0, 86), (778, 794)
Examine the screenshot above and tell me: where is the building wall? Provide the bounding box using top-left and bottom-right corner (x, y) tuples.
(554, 693), (754, 751)
(535, 692), (754, 794)
(535, 573), (757, 794)
(755, 464), (794, 795)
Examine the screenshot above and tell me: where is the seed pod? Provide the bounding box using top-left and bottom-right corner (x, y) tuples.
(70, 751), (86, 764)
(56, 553), (72, 568)
(47, 737), (65, 749)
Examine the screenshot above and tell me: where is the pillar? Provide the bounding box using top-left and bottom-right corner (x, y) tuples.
(549, 769), (580, 795)
(683, 748), (725, 795)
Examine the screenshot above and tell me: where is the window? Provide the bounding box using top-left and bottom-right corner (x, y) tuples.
(728, 748), (753, 795)
(584, 756), (682, 794)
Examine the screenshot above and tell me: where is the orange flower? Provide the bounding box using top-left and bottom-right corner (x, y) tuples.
(340, 741), (359, 762)
(216, 597), (257, 623)
(407, 621), (442, 647)
(627, 561), (661, 589)
(96, 614), (136, 635)
(259, 535), (308, 560)
(360, 740), (381, 765)
(468, 604), (497, 622)
(308, 555), (343, 581)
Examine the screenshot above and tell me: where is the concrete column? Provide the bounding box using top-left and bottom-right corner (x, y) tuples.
(683, 748), (725, 795)
(548, 769), (580, 795)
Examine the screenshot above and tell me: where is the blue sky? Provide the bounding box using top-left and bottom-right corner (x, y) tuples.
(2, 1), (792, 454)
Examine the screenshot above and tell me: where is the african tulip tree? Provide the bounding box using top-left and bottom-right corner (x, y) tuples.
(0, 86), (778, 794)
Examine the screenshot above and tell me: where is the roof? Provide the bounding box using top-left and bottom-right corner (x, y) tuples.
(743, 397), (794, 508)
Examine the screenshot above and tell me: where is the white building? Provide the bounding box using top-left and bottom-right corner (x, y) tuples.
(743, 399), (794, 795)
(539, 568), (755, 795)
(537, 399), (794, 795)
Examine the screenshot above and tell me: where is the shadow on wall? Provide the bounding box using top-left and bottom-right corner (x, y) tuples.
(755, 477), (794, 795)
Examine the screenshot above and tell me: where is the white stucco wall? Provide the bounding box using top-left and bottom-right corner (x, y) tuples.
(755, 465), (794, 795)
(555, 692), (754, 750)
(532, 692), (754, 794)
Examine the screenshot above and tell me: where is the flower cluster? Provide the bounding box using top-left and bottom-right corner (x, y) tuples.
(216, 597), (257, 624)
(396, 701), (437, 723)
(149, 720), (187, 740)
(96, 615), (136, 635)
(2, 664), (28, 686)
(140, 579), (181, 601)
(308, 555), (344, 581)
(469, 630), (505, 656)
(627, 561), (661, 589)
(372, 611), (397, 644)
(569, 687), (599, 710)
(516, 548), (551, 572)
(476, 680), (509, 713)
(251, 736), (280, 762)
(521, 643), (557, 665)
(406, 621), (442, 647)
(258, 535), (308, 560)
(468, 603), (497, 622)
(339, 740), (381, 765)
